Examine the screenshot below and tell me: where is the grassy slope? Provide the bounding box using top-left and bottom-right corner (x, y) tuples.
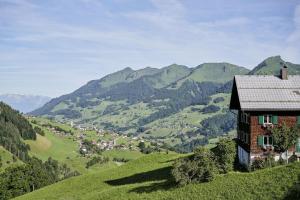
(142, 93), (231, 146)
(16, 153), (300, 200)
(175, 63), (249, 87)
(249, 55), (300, 75)
(144, 64), (191, 88)
(0, 146), (23, 173)
(25, 117), (144, 174)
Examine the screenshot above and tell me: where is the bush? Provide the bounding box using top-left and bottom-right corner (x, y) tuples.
(172, 147), (217, 186)
(251, 154), (279, 171)
(200, 105), (220, 114)
(213, 97), (224, 103)
(289, 154), (298, 163)
(251, 158), (265, 171)
(34, 126), (45, 136)
(212, 138), (236, 173)
(86, 156), (109, 169)
(264, 154), (277, 168)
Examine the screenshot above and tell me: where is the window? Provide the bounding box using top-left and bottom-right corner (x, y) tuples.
(259, 115), (278, 125)
(257, 135), (273, 147)
(239, 131), (249, 144)
(263, 135), (273, 147)
(264, 115), (272, 124)
(240, 112), (250, 124)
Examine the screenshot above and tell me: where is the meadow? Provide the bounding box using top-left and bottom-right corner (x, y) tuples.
(24, 117), (144, 174)
(0, 146), (23, 173)
(15, 152), (300, 200)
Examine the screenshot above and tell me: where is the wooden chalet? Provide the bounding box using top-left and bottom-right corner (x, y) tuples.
(230, 66), (300, 167)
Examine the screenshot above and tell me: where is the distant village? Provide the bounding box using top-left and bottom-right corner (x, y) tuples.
(31, 118), (145, 156)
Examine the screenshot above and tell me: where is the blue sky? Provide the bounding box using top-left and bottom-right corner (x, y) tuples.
(0, 0), (300, 97)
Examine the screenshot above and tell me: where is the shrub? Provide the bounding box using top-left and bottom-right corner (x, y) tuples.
(264, 154), (277, 168)
(213, 97), (224, 103)
(34, 126), (45, 136)
(172, 147), (217, 186)
(251, 158), (265, 171)
(86, 156), (109, 169)
(289, 154), (298, 163)
(199, 105), (220, 114)
(212, 138), (236, 173)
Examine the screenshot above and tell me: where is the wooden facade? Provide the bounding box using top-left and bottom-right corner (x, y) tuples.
(237, 111), (300, 155)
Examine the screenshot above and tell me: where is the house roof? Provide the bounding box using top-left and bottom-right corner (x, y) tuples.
(230, 75), (300, 111)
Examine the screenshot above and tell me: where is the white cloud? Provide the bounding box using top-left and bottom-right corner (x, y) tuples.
(283, 4), (300, 62)
(0, 0), (299, 96)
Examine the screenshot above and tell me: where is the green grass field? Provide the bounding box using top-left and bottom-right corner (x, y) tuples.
(0, 146), (23, 173)
(15, 152), (300, 200)
(25, 117), (144, 174)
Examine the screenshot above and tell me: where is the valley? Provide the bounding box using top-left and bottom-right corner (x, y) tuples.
(30, 56), (300, 152)
(25, 117), (147, 174)
(1, 56), (300, 199)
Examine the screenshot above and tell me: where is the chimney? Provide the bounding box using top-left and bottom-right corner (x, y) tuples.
(280, 65), (288, 80)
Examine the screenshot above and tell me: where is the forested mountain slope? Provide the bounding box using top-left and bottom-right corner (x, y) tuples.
(30, 56), (300, 151)
(0, 102), (36, 161)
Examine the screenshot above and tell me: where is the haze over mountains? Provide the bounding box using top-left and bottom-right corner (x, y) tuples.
(0, 94), (51, 113)
(30, 56), (300, 151)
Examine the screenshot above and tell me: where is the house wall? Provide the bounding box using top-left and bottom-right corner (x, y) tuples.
(249, 112), (300, 155)
(237, 111), (251, 151)
(238, 145), (249, 166)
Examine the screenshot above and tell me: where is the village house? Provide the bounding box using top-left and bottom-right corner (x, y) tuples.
(230, 66), (300, 167)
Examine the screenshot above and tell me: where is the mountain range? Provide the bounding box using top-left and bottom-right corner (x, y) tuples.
(0, 94), (51, 113)
(30, 56), (300, 152)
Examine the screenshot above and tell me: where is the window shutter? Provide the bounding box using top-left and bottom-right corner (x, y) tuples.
(257, 135), (264, 147)
(297, 116), (300, 125)
(272, 115), (278, 124)
(258, 116), (264, 125)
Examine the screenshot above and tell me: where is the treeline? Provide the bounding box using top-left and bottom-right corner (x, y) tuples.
(0, 157), (79, 199)
(32, 120), (73, 135)
(86, 156), (109, 168)
(196, 111), (236, 138)
(174, 138), (209, 153)
(0, 102), (79, 199)
(137, 81), (222, 126)
(171, 111), (236, 153)
(0, 102), (36, 162)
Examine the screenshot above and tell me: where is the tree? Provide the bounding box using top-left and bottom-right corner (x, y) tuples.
(138, 142), (146, 150)
(212, 138), (236, 173)
(34, 126), (45, 136)
(271, 123), (299, 164)
(172, 147), (217, 186)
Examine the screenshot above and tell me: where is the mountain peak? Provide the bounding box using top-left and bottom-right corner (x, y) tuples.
(248, 55), (286, 75)
(122, 67), (134, 71)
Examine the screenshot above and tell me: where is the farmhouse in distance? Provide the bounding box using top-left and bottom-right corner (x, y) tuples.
(230, 66), (300, 167)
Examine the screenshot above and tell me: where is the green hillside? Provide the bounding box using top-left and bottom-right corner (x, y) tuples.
(0, 102), (36, 162)
(25, 117), (144, 174)
(30, 56), (300, 152)
(15, 153), (300, 200)
(249, 55), (300, 75)
(0, 146), (23, 173)
(143, 64), (192, 88)
(175, 63), (249, 87)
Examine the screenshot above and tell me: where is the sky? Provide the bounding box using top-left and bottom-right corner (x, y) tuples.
(0, 0), (300, 97)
